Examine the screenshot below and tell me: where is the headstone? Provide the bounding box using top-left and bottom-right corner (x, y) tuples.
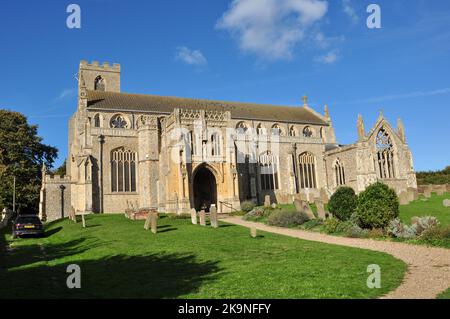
(264, 195), (271, 207)
(316, 201), (327, 219)
(199, 210), (206, 226)
(436, 185), (445, 196)
(210, 206), (218, 228)
(407, 188), (418, 202)
(190, 208), (197, 225)
(70, 206), (76, 223)
(295, 199), (315, 219)
(443, 199), (450, 208)
(320, 188), (329, 204)
(144, 213), (151, 230)
(250, 227), (257, 238)
(151, 213), (157, 234)
(81, 214), (86, 228)
(271, 203), (277, 209)
(424, 188), (432, 198)
(399, 192), (410, 205)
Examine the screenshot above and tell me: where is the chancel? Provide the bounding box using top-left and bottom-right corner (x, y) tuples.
(39, 61), (417, 221)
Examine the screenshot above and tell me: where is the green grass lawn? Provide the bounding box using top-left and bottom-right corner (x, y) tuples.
(0, 215), (406, 299)
(438, 288), (450, 299)
(399, 193), (450, 226)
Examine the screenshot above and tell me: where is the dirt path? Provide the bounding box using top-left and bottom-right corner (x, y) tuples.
(221, 216), (450, 299)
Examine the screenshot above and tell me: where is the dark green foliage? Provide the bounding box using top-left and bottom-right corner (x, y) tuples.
(52, 159), (66, 176)
(355, 182), (399, 229)
(416, 166), (450, 185)
(240, 200), (256, 213)
(328, 187), (357, 221)
(0, 110), (58, 213)
(267, 209), (310, 227)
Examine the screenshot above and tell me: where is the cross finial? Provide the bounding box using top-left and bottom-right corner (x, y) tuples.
(302, 95), (308, 106)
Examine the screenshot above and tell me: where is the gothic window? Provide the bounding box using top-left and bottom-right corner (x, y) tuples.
(94, 114), (101, 128)
(256, 124), (266, 135)
(303, 126), (313, 138)
(211, 132), (221, 156)
(376, 128), (395, 179)
(298, 152), (317, 189)
(271, 124), (283, 136)
(111, 148), (137, 193)
(236, 121), (249, 134)
(110, 114), (129, 129)
(334, 159), (346, 186)
(259, 151), (279, 190)
(94, 76), (106, 91)
(289, 126), (297, 137)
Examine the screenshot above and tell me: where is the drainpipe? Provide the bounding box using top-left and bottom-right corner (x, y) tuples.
(98, 135), (105, 214)
(59, 185), (66, 219)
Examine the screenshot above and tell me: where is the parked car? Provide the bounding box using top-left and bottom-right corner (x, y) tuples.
(12, 215), (44, 238)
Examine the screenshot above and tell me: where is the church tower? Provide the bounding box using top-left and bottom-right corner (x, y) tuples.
(78, 60), (121, 93)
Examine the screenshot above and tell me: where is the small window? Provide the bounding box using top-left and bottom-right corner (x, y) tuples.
(94, 76), (106, 91)
(94, 114), (101, 128)
(236, 121), (249, 134)
(289, 126), (297, 137)
(303, 126), (313, 138)
(110, 115), (128, 129)
(271, 124), (283, 136)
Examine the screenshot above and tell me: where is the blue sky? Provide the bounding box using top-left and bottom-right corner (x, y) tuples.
(0, 0), (449, 171)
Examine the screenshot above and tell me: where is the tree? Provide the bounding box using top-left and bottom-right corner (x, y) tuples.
(328, 187), (357, 221)
(0, 110), (58, 213)
(53, 159), (67, 176)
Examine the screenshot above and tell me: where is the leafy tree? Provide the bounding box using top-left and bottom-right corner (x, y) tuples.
(53, 159), (67, 176)
(0, 110), (58, 213)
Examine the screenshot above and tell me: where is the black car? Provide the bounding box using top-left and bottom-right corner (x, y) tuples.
(12, 215), (44, 238)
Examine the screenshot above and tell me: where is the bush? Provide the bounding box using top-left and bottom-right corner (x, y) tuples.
(345, 225), (369, 238)
(243, 206), (271, 221)
(420, 225), (450, 242)
(411, 216), (439, 236)
(323, 217), (352, 234)
(328, 187), (357, 221)
(302, 219), (324, 230)
(387, 219), (417, 239)
(267, 209), (310, 227)
(355, 182), (399, 229)
(168, 213), (191, 219)
(241, 201), (256, 213)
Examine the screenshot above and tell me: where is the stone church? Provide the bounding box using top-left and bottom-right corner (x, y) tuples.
(39, 61), (417, 221)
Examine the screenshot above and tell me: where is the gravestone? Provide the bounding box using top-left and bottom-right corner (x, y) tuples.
(424, 188), (432, 198)
(264, 195), (271, 207)
(316, 201), (327, 219)
(399, 192), (410, 205)
(320, 188), (329, 204)
(294, 199), (303, 213)
(210, 206), (218, 228)
(190, 209), (197, 225)
(436, 185), (445, 196)
(151, 213), (157, 234)
(407, 188), (418, 202)
(144, 213), (151, 230)
(250, 227), (257, 238)
(295, 199), (315, 219)
(69, 206), (76, 223)
(443, 199), (450, 208)
(199, 210), (206, 226)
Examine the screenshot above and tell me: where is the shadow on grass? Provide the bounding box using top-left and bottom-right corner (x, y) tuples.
(1, 252), (221, 299)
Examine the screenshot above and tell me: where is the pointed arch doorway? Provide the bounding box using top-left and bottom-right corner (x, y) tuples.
(193, 165), (217, 212)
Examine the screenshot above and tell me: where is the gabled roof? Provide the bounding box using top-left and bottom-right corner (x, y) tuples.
(86, 90), (328, 125)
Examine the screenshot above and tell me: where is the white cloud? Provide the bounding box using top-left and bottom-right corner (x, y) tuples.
(58, 88), (75, 100)
(314, 50), (339, 64)
(175, 46), (208, 66)
(216, 0), (328, 60)
(342, 0), (359, 23)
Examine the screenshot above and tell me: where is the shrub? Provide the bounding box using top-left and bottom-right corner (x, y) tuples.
(267, 209), (310, 227)
(302, 219), (324, 230)
(420, 225), (450, 242)
(345, 225), (369, 238)
(355, 182), (399, 229)
(387, 219), (417, 239)
(368, 228), (385, 238)
(168, 213), (191, 219)
(411, 216), (440, 236)
(241, 201), (256, 213)
(323, 217), (352, 234)
(328, 187), (357, 221)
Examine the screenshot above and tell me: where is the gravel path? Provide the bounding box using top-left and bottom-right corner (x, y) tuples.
(221, 216), (450, 299)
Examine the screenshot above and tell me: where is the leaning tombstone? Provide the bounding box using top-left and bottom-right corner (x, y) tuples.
(199, 210), (206, 226)
(81, 213), (86, 228)
(443, 199), (450, 208)
(190, 208), (197, 225)
(316, 201), (327, 219)
(294, 199), (303, 213)
(264, 195), (271, 207)
(210, 206), (218, 228)
(302, 202), (316, 220)
(424, 188), (432, 198)
(151, 213), (157, 234)
(250, 227), (257, 238)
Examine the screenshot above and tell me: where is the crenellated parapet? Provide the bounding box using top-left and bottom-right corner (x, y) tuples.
(79, 60), (121, 72)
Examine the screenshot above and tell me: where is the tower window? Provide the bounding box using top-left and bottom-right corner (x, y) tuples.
(94, 76), (106, 91)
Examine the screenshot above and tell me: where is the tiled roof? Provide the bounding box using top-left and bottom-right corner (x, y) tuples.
(87, 90), (327, 125)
